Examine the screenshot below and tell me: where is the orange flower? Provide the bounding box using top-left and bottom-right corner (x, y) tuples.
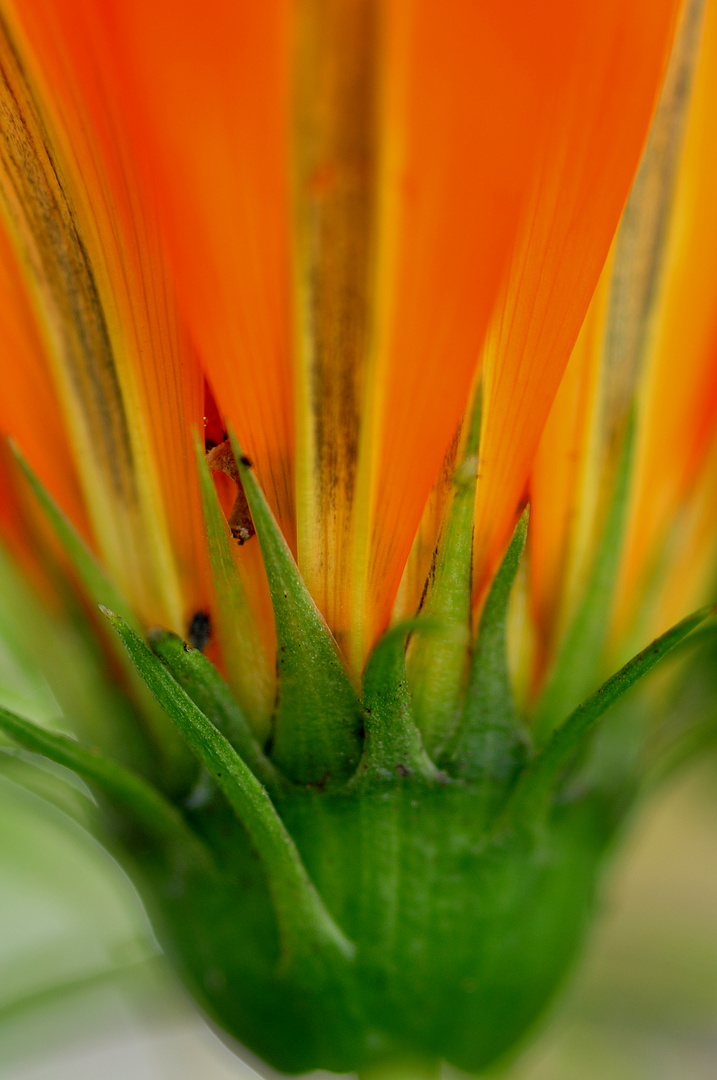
(4, 5), (717, 1077)
(0, 0), (683, 684)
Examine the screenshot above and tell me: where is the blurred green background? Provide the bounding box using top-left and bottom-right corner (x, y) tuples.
(2, 642), (717, 1079)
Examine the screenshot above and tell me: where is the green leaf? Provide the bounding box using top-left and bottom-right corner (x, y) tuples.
(407, 390), (481, 757)
(230, 434), (363, 786)
(194, 435), (273, 736)
(505, 605), (712, 829)
(149, 629), (283, 793)
(532, 414), (635, 744)
(104, 609), (355, 969)
(354, 622), (441, 785)
(0, 705), (212, 869)
(448, 509), (531, 782)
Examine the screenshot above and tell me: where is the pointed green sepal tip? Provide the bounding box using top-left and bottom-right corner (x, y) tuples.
(102, 607), (355, 970)
(407, 443), (476, 758)
(148, 628), (282, 794)
(229, 432), (363, 786)
(505, 604), (715, 831)
(192, 432), (273, 732)
(355, 620), (444, 785)
(448, 509), (531, 783)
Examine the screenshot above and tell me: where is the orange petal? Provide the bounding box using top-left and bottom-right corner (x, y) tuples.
(0, 221), (86, 539)
(359, 0), (575, 664)
(290, 0), (382, 665)
(18, 0), (681, 674)
(642, 428), (717, 644)
(473, 0), (681, 599)
(530, 0), (706, 682)
(295, 0), (682, 667)
(70, 0), (565, 669)
(83, 0), (295, 551)
(0, 0), (209, 631)
(298, 0), (635, 667)
(528, 274), (608, 679)
(617, 0), (717, 635)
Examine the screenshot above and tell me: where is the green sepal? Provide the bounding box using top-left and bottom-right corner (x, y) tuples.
(532, 414), (635, 744)
(0, 704), (212, 870)
(505, 605), (712, 831)
(149, 628), (283, 794)
(407, 392), (481, 757)
(194, 434), (273, 735)
(448, 509), (531, 782)
(103, 608), (355, 970)
(354, 621), (442, 786)
(230, 434), (363, 786)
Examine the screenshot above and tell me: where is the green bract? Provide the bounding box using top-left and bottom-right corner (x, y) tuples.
(0, 446), (712, 1078)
